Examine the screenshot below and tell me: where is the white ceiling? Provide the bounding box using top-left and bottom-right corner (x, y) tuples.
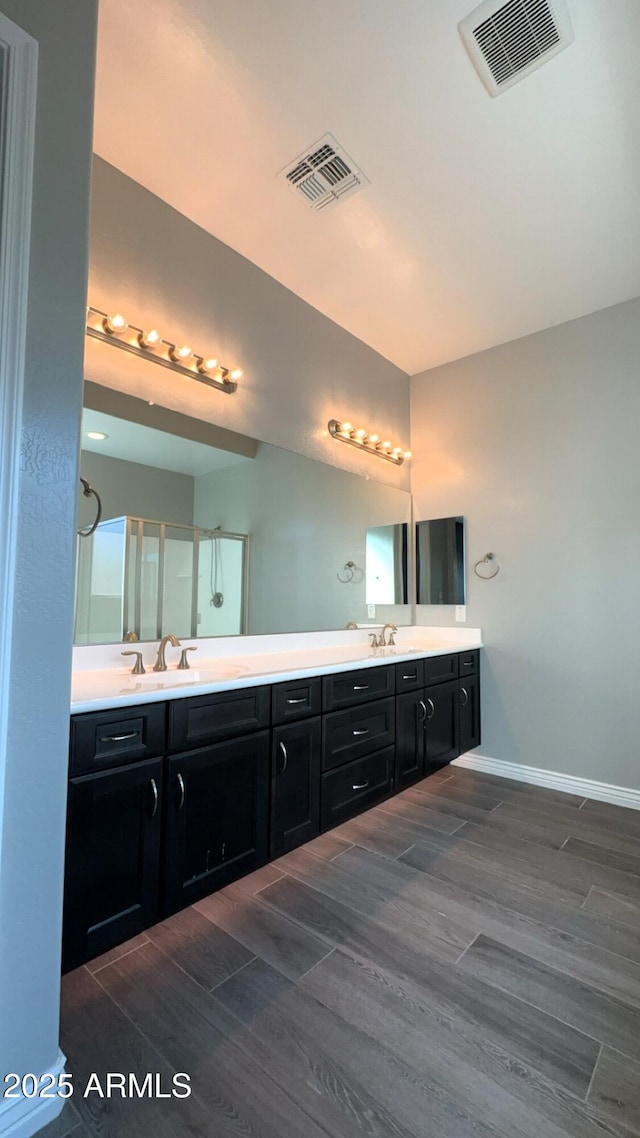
(94, 0), (640, 375)
(82, 409), (253, 476)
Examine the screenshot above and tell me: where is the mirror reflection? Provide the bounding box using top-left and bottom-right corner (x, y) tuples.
(365, 524), (409, 605)
(76, 390), (412, 643)
(415, 516), (465, 605)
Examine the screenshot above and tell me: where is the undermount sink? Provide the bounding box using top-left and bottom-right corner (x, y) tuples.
(121, 666), (244, 688)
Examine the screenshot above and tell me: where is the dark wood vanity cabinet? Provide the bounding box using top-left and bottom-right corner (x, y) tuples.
(163, 731), (270, 914)
(395, 650), (481, 790)
(65, 649), (480, 969)
(63, 755), (163, 972)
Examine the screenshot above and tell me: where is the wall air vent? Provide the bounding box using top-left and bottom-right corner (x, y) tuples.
(278, 133), (370, 212)
(459, 0), (574, 96)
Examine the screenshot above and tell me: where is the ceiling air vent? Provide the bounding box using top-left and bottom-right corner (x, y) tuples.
(459, 0), (574, 96)
(278, 133), (370, 212)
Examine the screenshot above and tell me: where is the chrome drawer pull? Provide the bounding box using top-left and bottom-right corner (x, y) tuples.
(402, 674), (417, 681)
(463, 661), (473, 667)
(286, 697), (306, 705)
(352, 781), (369, 790)
(352, 728), (370, 736)
(149, 778), (158, 819)
(425, 698), (435, 720)
(176, 773), (185, 810)
(100, 731), (140, 743)
(418, 700), (427, 723)
(353, 684), (369, 691)
(461, 687), (469, 707)
(279, 741), (288, 773)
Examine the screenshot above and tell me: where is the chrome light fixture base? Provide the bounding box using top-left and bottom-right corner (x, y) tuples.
(328, 419), (410, 465)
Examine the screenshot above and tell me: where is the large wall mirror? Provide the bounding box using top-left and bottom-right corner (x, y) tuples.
(415, 516), (465, 605)
(76, 384), (413, 644)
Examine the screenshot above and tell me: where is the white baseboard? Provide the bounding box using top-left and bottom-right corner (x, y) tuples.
(0, 1051), (66, 1138)
(452, 753), (640, 811)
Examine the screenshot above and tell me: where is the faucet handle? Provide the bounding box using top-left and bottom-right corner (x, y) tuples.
(177, 646), (198, 671)
(368, 632), (379, 649)
(121, 650), (145, 675)
(388, 630), (396, 646)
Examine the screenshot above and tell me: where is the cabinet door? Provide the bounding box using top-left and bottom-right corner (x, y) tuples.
(63, 757), (163, 972)
(164, 731), (269, 914)
(395, 692), (426, 790)
(459, 674), (481, 754)
(424, 679), (460, 770)
(271, 718), (321, 857)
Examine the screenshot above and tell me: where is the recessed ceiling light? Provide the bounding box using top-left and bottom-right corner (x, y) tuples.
(87, 430), (109, 441)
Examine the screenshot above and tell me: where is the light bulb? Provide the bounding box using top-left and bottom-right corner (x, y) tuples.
(197, 356), (218, 373)
(169, 344), (192, 362)
(381, 440), (391, 451)
(355, 428), (367, 439)
(138, 328), (161, 348)
(403, 450), (412, 460)
(392, 446), (403, 455)
(341, 422), (353, 435)
(103, 313), (127, 334)
(368, 433), (380, 444)
(230, 368), (243, 381)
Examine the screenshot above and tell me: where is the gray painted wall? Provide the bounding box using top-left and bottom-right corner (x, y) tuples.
(87, 158), (411, 490)
(411, 297), (640, 791)
(79, 449), (195, 528)
(0, 0), (97, 1103)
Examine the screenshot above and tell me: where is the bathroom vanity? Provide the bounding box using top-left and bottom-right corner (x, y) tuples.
(64, 634), (481, 971)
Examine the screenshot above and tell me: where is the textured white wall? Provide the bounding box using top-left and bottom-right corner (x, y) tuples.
(411, 297), (640, 790)
(78, 449), (195, 528)
(0, 0), (97, 1112)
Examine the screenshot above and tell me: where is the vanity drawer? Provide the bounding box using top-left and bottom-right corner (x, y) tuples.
(458, 650), (479, 677)
(70, 704), (166, 775)
(395, 659), (424, 693)
(322, 665), (395, 711)
(423, 653), (459, 686)
(322, 697), (395, 771)
(168, 686), (270, 752)
(272, 678), (322, 725)
(321, 746), (394, 830)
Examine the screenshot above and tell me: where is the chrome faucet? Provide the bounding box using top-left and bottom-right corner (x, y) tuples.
(345, 621), (358, 629)
(153, 633), (180, 672)
(381, 623), (397, 647)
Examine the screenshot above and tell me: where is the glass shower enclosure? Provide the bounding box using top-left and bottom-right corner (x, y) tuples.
(74, 516), (248, 645)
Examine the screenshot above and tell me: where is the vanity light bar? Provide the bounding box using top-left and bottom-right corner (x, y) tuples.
(328, 419), (411, 465)
(85, 306), (242, 395)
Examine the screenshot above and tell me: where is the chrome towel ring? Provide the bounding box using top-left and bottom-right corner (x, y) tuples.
(337, 560), (356, 583)
(77, 477), (103, 538)
(474, 552), (500, 579)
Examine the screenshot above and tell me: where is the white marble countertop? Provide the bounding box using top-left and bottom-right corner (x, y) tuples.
(70, 627), (483, 714)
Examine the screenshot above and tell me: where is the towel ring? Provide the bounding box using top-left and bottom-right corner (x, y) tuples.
(337, 560), (356, 584)
(77, 477), (103, 538)
(474, 552), (500, 579)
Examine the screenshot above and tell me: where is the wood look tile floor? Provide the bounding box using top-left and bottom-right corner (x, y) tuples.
(43, 767), (640, 1138)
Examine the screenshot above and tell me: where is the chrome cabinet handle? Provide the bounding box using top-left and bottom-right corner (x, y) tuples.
(352, 728), (370, 736)
(279, 741), (288, 774)
(176, 773), (185, 810)
(352, 781), (369, 790)
(353, 684), (369, 691)
(461, 687), (469, 707)
(402, 673), (417, 681)
(149, 778), (158, 818)
(418, 700), (427, 723)
(463, 661), (473, 667)
(286, 697), (306, 705)
(425, 698), (435, 720)
(100, 731), (139, 742)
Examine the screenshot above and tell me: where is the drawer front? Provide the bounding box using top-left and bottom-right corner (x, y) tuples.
(321, 747), (394, 830)
(323, 697), (395, 771)
(423, 653), (459, 686)
(70, 703), (166, 775)
(168, 686), (270, 752)
(395, 659), (424, 693)
(272, 678), (322, 725)
(459, 650), (479, 677)
(322, 665), (395, 711)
